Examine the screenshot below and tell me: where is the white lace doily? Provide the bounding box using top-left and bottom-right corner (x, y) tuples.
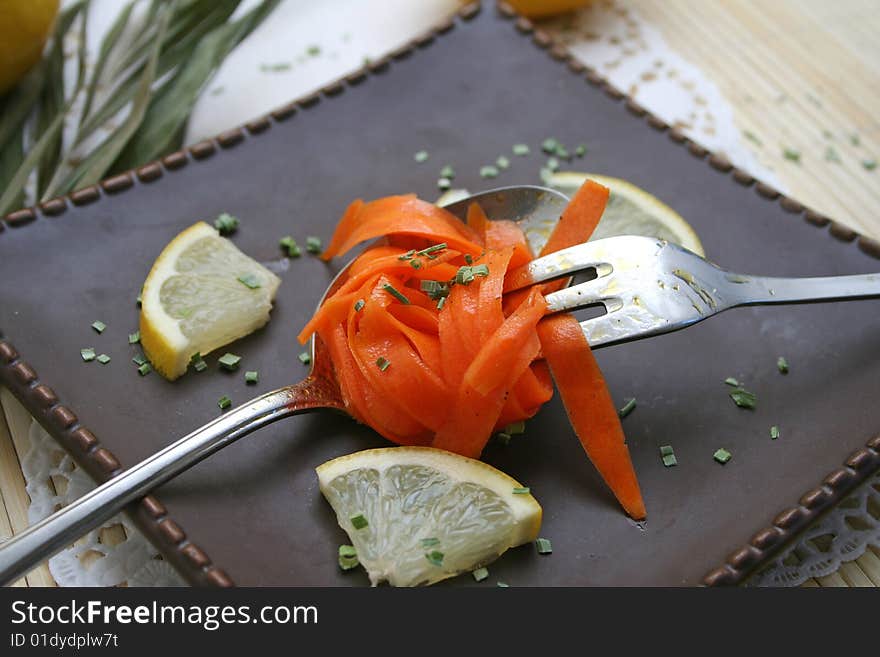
(20, 419), (184, 587)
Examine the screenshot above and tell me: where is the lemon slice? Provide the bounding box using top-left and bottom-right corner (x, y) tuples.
(139, 222), (281, 380)
(545, 172), (705, 256)
(317, 447), (542, 586)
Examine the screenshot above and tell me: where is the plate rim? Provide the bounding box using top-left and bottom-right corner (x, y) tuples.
(1, 0), (878, 587)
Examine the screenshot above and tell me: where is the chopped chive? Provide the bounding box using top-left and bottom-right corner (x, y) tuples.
(425, 550), (444, 566)
(496, 155), (510, 169)
(783, 148), (801, 163)
(420, 537), (440, 548)
(354, 299), (365, 312)
(136, 292), (142, 308)
(306, 44), (321, 56)
(132, 355), (147, 367)
(245, 370), (259, 384)
(617, 397), (637, 418)
(214, 212), (239, 235)
(298, 351), (311, 365)
(541, 137), (559, 154)
(660, 445), (677, 467)
(464, 254), (473, 265)
(279, 236), (301, 257)
(338, 544), (359, 571)
(825, 146), (841, 163)
(218, 395), (232, 410)
(535, 538), (553, 555)
(472, 567), (489, 582)
(546, 157), (560, 172)
(382, 283), (410, 305)
(237, 273), (262, 289)
(218, 353), (241, 371)
(439, 165), (455, 179)
(436, 296), (447, 310)
(376, 357), (391, 372)
(91, 320), (106, 334)
(512, 487), (530, 495)
(80, 348), (96, 362)
(398, 249), (416, 261)
(96, 354), (111, 364)
(471, 264), (489, 277)
(713, 448), (732, 464)
(480, 165), (499, 179)
(496, 432), (511, 445)
(770, 425), (780, 440)
(190, 353), (207, 372)
(863, 159), (877, 171)
(512, 143), (530, 156)
(350, 514), (369, 530)
(777, 356), (789, 374)
(414, 150), (429, 163)
(851, 133), (861, 146)
(724, 377), (740, 387)
(743, 130), (762, 146)
(137, 363), (152, 376)
(575, 144), (587, 157)
(497, 582), (510, 588)
(437, 177), (451, 190)
(305, 236), (322, 254)
(555, 145), (570, 159)
(416, 243), (447, 256)
(410, 259), (422, 269)
(505, 420), (525, 435)
(128, 331), (140, 345)
(729, 388), (757, 409)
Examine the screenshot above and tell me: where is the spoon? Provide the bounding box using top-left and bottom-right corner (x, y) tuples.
(0, 185), (568, 586)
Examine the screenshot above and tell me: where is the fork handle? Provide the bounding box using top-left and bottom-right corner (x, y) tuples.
(729, 272), (880, 306)
(0, 382), (330, 587)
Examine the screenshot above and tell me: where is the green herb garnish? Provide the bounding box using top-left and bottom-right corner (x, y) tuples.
(96, 354), (111, 364)
(350, 514), (369, 530)
(414, 150), (429, 163)
(724, 377), (740, 387)
(279, 236), (301, 257)
(729, 388), (757, 409)
(190, 353), (207, 373)
(245, 370), (259, 384)
(777, 356), (789, 374)
(479, 165), (499, 179)
(425, 550), (444, 566)
(743, 130), (762, 146)
(436, 296), (447, 310)
(660, 445), (677, 467)
(133, 355), (147, 367)
(410, 259), (422, 269)
(783, 148), (801, 163)
(354, 299), (365, 312)
(496, 432), (511, 445)
(851, 133), (861, 147)
(512, 487), (531, 495)
(338, 544), (359, 571)
(541, 137), (559, 154)
(512, 143), (530, 156)
(398, 249), (416, 261)
(439, 165), (455, 179)
(863, 159), (877, 171)
(505, 421), (525, 435)
(237, 273), (261, 289)
(713, 448), (732, 464)
(81, 348), (96, 362)
(535, 538), (553, 555)
(497, 582), (510, 588)
(420, 538), (440, 548)
(136, 292), (142, 308)
(383, 283), (410, 305)
(298, 352), (311, 365)
(416, 243), (447, 257)
(464, 254), (473, 265)
(770, 425), (780, 440)
(137, 363), (152, 376)
(128, 331), (140, 345)
(214, 212), (239, 235)
(218, 395), (232, 410)
(472, 567), (489, 582)
(618, 397), (637, 418)
(546, 156), (560, 172)
(306, 45), (321, 56)
(496, 155), (510, 169)
(376, 357), (391, 372)
(575, 144), (587, 157)
(218, 353), (241, 371)
(259, 62), (291, 72)
(824, 146), (841, 163)
(91, 320), (106, 334)
(305, 236), (322, 254)
(437, 177), (451, 190)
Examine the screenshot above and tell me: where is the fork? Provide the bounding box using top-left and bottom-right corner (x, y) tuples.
(505, 235), (880, 346)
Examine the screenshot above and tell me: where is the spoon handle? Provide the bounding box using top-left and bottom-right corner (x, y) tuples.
(0, 379), (337, 586)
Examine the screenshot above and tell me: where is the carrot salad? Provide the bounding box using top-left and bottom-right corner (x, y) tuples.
(298, 180), (646, 519)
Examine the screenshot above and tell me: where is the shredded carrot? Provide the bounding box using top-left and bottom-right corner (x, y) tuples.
(301, 179), (646, 518)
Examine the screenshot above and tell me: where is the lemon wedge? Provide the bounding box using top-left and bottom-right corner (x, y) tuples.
(546, 171), (705, 256)
(317, 447), (542, 586)
(139, 222), (281, 380)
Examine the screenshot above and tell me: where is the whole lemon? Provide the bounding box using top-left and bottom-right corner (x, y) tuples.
(505, 0), (592, 19)
(0, 0), (60, 95)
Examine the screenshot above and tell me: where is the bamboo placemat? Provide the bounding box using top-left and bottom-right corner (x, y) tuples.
(1, 0), (878, 587)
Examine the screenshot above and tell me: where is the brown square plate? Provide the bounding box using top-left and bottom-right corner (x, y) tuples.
(1, 3), (879, 586)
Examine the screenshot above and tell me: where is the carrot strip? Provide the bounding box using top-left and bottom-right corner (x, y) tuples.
(537, 315), (646, 519)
